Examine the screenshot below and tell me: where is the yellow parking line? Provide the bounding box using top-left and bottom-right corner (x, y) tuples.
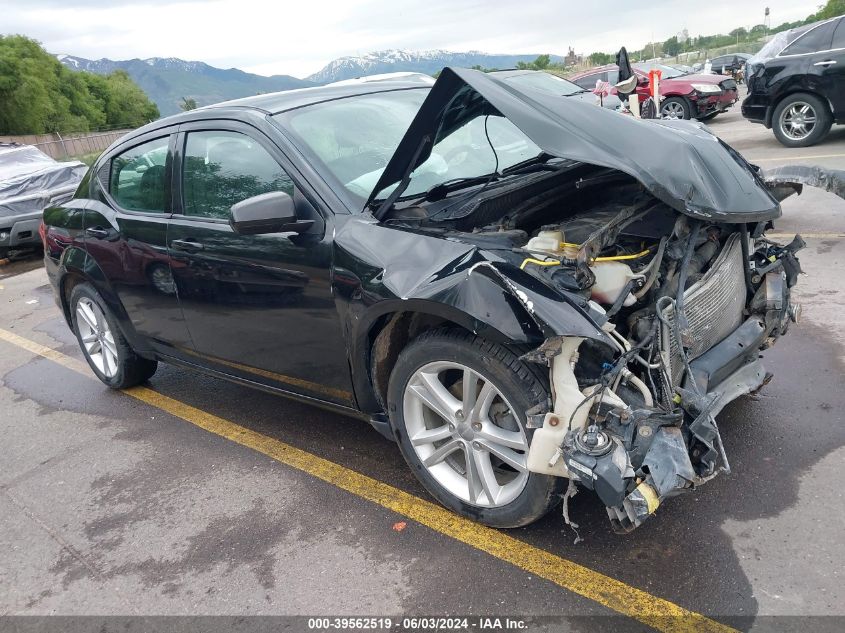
(768, 232), (845, 239)
(0, 327), (737, 633)
(749, 153), (845, 162)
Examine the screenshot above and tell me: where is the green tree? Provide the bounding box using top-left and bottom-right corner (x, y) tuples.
(516, 54), (551, 70)
(663, 36), (681, 57)
(588, 52), (614, 66)
(180, 96), (198, 111)
(815, 0), (845, 19)
(0, 35), (158, 135)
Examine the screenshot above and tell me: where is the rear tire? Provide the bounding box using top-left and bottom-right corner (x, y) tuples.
(387, 328), (561, 528)
(70, 283), (157, 388)
(772, 93), (832, 148)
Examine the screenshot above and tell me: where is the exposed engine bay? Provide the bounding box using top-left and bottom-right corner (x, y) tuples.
(386, 162), (805, 532)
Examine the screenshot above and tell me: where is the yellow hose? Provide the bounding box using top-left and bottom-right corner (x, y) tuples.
(519, 258), (561, 270)
(519, 247), (652, 270)
(593, 248), (652, 262)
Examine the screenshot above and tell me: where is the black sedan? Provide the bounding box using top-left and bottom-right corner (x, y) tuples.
(42, 68), (825, 533)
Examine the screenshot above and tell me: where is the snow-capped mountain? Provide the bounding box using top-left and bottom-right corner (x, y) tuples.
(55, 49), (563, 116)
(306, 49), (563, 84)
(55, 54), (313, 116)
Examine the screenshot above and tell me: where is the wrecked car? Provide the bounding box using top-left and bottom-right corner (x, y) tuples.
(1, 143), (86, 259)
(42, 68), (821, 532)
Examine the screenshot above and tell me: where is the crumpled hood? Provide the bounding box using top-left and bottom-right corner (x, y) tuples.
(367, 67), (780, 223)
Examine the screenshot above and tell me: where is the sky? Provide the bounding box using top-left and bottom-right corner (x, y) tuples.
(0, 0), (819, 78)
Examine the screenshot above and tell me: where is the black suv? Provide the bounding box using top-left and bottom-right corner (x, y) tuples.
(743, 15), (845, 147)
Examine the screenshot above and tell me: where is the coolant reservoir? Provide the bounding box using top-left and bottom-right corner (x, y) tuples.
(589, 261), (642, 307)
(525, 229), (563, 256)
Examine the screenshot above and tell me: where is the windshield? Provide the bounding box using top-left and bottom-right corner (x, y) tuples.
(633, 62), (685, 78)
(276, 87), (541, 207)
(500, 72), (585, 96)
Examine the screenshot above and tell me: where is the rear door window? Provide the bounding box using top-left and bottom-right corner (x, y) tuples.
(109, 137), (170, 213)
(781, 20), (836, 55)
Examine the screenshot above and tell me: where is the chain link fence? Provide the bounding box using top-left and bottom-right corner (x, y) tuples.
(0, 128), (133, 161)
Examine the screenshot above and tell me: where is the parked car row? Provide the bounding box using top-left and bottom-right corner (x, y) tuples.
(569, 62), (738, 120)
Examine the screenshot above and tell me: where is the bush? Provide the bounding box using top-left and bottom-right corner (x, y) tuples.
(0, 35), (159, 135)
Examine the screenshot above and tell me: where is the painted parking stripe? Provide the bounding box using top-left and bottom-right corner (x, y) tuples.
(0, 327), (737, 633)
(767, 232), (845, 239)
(747, 153), (845, 162)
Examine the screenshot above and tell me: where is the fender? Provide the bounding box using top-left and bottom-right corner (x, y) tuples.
(336, 218), (609, 413)
(761, 165), (845, 201)
(56, 245), (151, 355)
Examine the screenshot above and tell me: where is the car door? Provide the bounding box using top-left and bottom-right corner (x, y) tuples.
(82, 131), (194, 356)
(807, 17), (845, 118)
(167, 121), (354, 406)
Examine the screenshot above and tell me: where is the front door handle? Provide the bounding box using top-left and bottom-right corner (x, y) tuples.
(171, 238), (204, 252)
(814, 60), (837, 66)
(85, 226), (110, 239)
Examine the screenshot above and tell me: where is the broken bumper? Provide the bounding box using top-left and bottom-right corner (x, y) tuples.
(524, 232), (801, 533)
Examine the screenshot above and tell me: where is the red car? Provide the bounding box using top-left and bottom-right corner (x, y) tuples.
(570, 62), (739, 120)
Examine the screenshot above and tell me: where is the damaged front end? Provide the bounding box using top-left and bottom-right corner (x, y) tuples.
(517, 210), (804, 533)
(363, 67), (842, 533)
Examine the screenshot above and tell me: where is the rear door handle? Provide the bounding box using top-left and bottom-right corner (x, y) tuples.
(85, 226), (110, 239)
(814, 60), (837, 66)
(171, 238), (204, 252)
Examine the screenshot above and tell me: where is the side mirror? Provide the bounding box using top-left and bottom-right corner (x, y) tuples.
(229, 191), (314, 235)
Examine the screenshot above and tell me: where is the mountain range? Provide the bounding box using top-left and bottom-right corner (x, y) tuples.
(56, 54), (313, 116)
(56, 50), (562, 116)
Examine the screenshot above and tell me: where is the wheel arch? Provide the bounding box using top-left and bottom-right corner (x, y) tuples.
(766, 88), (833, 128)
(351, 297), (545, 415)
(57, 247), (147, 354)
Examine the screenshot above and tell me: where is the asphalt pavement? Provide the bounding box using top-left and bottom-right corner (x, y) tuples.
(1, 90), (844, 632)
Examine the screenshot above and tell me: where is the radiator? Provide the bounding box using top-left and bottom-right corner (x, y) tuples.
(658, 233), (747, 395)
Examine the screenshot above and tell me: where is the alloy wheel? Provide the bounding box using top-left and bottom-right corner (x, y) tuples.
(402, 361), (530, 508)
(779, 101), (817, 141)
(76, 297), (118, 378)
(661, 101), (686, 119)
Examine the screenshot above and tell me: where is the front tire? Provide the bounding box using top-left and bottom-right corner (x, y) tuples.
(660, 96), (691, 120)
(772, 93), (832, 147)
(70, 283), (157, 388)
(387, 329), (561, 528)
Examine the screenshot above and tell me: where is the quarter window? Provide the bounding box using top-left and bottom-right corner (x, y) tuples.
(832, 18), (845, 50)
(781, 20), (836, 55)
(181, 130), (293, 220)
(109, 137), (170, 213)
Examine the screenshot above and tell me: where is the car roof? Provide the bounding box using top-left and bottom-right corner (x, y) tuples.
(203, 80), (430, 115)
(121, 79), (433, 140)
